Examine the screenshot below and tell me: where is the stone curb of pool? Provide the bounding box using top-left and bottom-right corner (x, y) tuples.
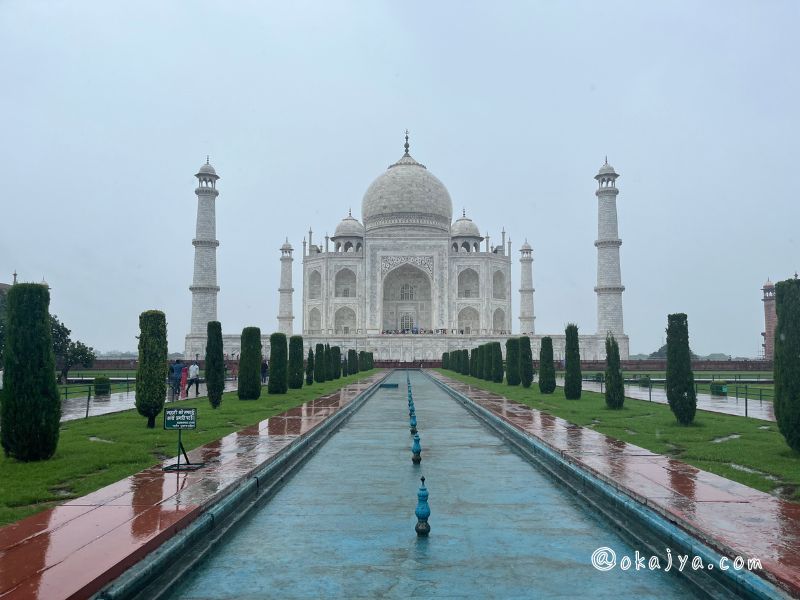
(94, 371), (391, 600)
(426, 372), (786, 600)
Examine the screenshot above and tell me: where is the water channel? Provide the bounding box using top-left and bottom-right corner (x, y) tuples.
(165, 370), (700, 599)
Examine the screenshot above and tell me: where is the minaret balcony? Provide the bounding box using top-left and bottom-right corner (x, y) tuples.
(594, 238), (622, 248)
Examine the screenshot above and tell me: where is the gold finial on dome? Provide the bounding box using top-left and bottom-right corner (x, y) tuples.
(404, 129), (410, 156)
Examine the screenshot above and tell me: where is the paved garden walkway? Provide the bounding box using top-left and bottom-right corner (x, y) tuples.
(570, 379), (776, 422)
(60, 381), (239, 422)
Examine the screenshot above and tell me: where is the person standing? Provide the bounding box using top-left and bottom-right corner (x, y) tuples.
(180, 364), (189, 399)
(188, 361), (200, 396)
(169, 359), (183, 401)
(261, 359), (269, 384)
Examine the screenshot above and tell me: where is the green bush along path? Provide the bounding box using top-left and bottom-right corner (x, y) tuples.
(0, 370), (378, 526)
(437, 369), (800, 502)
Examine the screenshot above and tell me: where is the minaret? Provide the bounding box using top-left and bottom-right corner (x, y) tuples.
(278, 239), (294, 335)
(519, 240), (535, 334)
(594, 158), (625, 336)
(762, 279), (776, 359)
(189, 158), (220, 338)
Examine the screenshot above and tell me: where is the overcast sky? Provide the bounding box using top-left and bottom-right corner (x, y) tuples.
(1, 1), (797, 357)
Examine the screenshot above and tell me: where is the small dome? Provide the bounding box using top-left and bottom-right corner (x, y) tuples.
(520, 240), (532, 251)
(451, 212), (481, 238)
(197, 159), (218, 177)
(764, 279), (774, 289)
(597, 159), (617, 176)
(280, 238), (293, 251)
(333, 213), (364, 238)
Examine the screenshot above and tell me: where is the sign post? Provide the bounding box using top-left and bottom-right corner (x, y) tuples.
(163, 408), (204, 471)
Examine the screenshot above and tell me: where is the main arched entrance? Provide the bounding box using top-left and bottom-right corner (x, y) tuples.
(381, 264), (432, 333)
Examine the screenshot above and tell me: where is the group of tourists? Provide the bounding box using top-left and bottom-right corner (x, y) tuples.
(168, 359), (201, 400)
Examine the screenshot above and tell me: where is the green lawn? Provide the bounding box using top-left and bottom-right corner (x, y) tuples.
(436, 370), (800, 502)
(0, 370), (379, 526)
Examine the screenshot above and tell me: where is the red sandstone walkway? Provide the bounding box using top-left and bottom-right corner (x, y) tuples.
(0, 374), (384, 600)
(574, 378), (776, 421)
(431, 371), (800, 598)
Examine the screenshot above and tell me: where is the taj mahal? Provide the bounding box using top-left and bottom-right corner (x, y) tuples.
(184, 134), (629, 361)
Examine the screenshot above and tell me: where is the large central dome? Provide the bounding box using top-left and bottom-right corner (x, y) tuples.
(361, 143), (452, 233)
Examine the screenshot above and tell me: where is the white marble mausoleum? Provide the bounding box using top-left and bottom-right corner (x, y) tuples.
(184, 135), (629, 362)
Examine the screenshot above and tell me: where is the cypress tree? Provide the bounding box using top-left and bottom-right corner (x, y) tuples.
(506, 338), (521, 386)
(205, 321), (225, 409)
(341, 353), (348, 378)
(470, 348), (477, 377)
(476, 344), (484, 379)
(564, 323), (582, 399)
(451, 350), (459, 373)
(314, 343), (326, 382)
(481, 344), (490, 380)
(775, 279), (800, 451)
(369, 352), (375, 369)
(324, 343), (330, 379)
(519, 336), (533, 388)
(358, 351), (366, 371)
(666, 313), (697, 425)
(442, 352), (449, 370)
(287, 335), (304, 389)
(331, 346), (342, 379)
(238, 327), (263, 400)
(268, 332), (288, 394)
(134, 310), (167, 429)
(492, 342), (504, 383)
(348, 348), (358, 374)
(305, 347), (314, 385)
(604, 334), (624, 409)
(460, 349), (469, 375)
(1, 283), (61, 459)
(539, 336), (556, 394)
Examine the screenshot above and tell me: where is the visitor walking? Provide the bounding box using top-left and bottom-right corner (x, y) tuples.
(188, 361), (200, 396)
(261, 359), (269, 384)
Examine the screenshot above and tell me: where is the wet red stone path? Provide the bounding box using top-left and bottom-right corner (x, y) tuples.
(575, 378), (776, 421)
(60, 381), (239, 422)
(0, 374), (384, 600)
(430, 371), (800, 598)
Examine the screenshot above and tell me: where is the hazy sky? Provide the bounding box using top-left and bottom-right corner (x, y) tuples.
(1, 1), (797, 356)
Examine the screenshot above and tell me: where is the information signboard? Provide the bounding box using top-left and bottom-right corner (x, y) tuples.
(164, 407), (197, 430)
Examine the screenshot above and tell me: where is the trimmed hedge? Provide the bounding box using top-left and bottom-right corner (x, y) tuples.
(1, 283), (61, 459)
(604, 334), (624, 409)
(348, 349), (358, 374)
(331, 346), (341, 379)
(288, 335), (304, 389)
(314, 343), (326, 382)
(538, 336), (556, 394)
(205, 321), (225, 409)
(506, 338), (520, 386)
(135, 310), (167, 429)
(491, 342), (503, 383)
(519, 336), (533, 388)
(776, 278), (800, 451)
(268, 332), (288, 394)
(305, 347), (314, 385)
(238, 327), (262, 400)
(94, 376), (111, 396)
(666, 313), (696, 425)
(442, 352), (449, 370)
(564, 323), (582, 400)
